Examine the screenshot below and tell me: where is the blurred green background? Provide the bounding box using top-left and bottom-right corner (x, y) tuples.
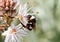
(0, 0), (60, 42)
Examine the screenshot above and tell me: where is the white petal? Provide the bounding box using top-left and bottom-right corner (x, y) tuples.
(13, 0), (21, 10)
(5, 34), (12, 42)
(20, 3), (27, 16)
(18, 5), (22, 14)
(14, 34), (20, 42)
(16, 24), (22, 29)
(17, 32), (27, 37)
(14, 2), (20, 10)
(16, 34), (23, 40)
(11, 34), (18, 42)
(17, 29), (28, 37)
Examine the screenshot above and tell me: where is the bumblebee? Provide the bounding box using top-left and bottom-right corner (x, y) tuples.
(20, 15), (36, 31)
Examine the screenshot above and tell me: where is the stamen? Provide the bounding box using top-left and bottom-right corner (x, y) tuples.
(10, 29), (16, 34)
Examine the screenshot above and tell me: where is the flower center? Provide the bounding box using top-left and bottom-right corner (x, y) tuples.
(10, 29), (16, 34)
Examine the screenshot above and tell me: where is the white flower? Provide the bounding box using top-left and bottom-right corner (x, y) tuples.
(2, 24), (28, 42)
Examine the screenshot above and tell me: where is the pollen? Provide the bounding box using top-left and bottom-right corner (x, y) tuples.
(19, 14), (23, 20)
(10, 29), (16, 34)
